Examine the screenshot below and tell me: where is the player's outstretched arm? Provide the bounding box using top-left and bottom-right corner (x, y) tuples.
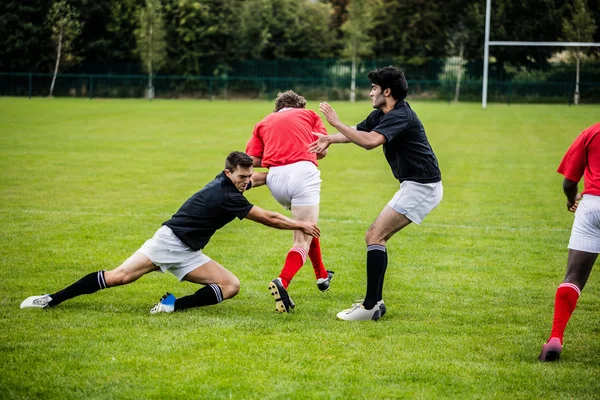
(318, 102), (386, 150)
(308, 132), (349, 154)
(245, 206), (320, 237)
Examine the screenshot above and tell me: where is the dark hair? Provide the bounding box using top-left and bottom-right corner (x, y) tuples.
(274, 90), (306, 112)
(368, 66), (409, 100)
(225, 151), (253, 171)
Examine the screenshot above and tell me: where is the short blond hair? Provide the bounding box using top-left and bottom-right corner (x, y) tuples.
(274, 90), (306, 112)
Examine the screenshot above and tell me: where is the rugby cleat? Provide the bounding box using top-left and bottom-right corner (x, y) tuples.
(150, 292), (176, 314)
(538, 337), (562, 362)
(316, 270), (335, 292)
(337, 303), (382, 321)
(268, 278), (295, 313)
(352, 299), (386, 317)
(20, 294), (53, 309)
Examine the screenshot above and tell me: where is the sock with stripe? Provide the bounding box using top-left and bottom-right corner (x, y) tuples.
(278, 247), (307, 289)
(174, 284), (224, 311)
(309, 237), (328, 280)
(549, 282), (581, 344)
(363, 245), (387, 310)
(49, 270), (108, 307)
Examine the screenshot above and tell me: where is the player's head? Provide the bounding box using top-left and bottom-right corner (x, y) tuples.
(274, 90), (306, 112)
(368, 66), (408, 101)
(225, 151), (253, 192)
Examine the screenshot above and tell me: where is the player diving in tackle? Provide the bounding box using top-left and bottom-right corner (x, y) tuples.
(21, 151), (320, 314)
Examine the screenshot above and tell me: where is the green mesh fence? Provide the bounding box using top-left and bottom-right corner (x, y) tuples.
(2, 58), (599, 103)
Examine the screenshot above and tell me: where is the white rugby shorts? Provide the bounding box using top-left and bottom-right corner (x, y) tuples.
(266, 161), (321, 209)
(138, 226), (211, 281)
(568, 194), (600, 253)
(387, 180), (443, 224)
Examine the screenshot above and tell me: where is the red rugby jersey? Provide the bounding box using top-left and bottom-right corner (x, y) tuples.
(557, 122), (600, 196)
(246, 108), (328, 168)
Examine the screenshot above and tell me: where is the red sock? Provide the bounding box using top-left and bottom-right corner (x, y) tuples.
(309, 237), (328, 280)
(549, 283), (581, 344)
(278, 247), (307, 289)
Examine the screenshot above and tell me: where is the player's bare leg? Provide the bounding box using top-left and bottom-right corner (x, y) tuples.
(21, 252), (159, 309)
(151, 260), (241, 314)
(337, 206), (411, 321)
(539, 249), (597, 361)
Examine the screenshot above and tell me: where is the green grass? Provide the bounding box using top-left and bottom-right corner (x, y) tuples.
(1, 97), (599, 399)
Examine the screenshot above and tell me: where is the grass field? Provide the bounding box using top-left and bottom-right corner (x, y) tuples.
(1, 97), (599, 399)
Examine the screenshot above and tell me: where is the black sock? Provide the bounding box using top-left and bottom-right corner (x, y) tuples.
(49, 271), (108, 307)
(363, 245), (387, 309)
(377, 250), (388, 302)
(174, 284), (223, 311)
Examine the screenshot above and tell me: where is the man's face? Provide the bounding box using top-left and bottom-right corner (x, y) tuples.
(225, 166), (253, 193)
(369, 84), (386, 110)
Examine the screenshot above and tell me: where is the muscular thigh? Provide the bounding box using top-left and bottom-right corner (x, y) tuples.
(366, 206), (412, 245)
(105, 251), (160, 286)
(182, 260), (238, 286)
(291, 204), (319, 249)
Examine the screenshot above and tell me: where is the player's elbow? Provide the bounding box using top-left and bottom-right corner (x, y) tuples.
(362, 141), (379, 150)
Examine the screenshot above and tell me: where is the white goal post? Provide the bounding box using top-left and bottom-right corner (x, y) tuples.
(482, 0), (600, 108)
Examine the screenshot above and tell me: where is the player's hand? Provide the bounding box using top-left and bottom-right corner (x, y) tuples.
(567, 193), (582, 212)
(308, 132), (330, 153)
(301, 222), (320, 238)
(319, 102), (341, 127)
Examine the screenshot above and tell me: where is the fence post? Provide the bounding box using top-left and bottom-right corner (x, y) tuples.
(28, 74), (32, 99)
(89, 76), (93, 99)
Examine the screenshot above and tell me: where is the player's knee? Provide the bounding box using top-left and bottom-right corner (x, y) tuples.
(365, 227), (382, 245)
(104, 270), (130, 287)
(222, 277), (241, 299)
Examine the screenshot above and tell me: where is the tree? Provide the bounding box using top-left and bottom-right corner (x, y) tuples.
(233, 0), (273, 60)
(487, 0), (565, 71)
(562, 0), (597, 104)
(135, 0), (167, 99)
(368, 0), (452, 61)
(162, 0), (239, 76)
(340, 0), (375, 102)
(0, 1), (54, 72)
(261, 0), (335, 59)
(328, 0), (350, 57)
(46, 0), (83, 96)
(446, 2), (481, 101)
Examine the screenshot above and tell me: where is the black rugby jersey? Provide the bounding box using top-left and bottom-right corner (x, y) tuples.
(356, 100), (441, 183)
(163, 172), (253, 251)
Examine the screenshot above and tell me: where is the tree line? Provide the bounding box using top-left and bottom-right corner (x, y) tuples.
(1, 0), (598, 77)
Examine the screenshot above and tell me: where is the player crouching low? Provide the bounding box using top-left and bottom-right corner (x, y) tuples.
(21, 152), (320, 314)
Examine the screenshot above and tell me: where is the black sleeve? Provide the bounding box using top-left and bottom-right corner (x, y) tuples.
(356, 110), (380, 132)
(372, 109), (411, 142)
(223, 192), (254, 220)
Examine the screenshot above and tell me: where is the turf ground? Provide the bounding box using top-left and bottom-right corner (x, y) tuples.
(1, 97), (599, 399)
